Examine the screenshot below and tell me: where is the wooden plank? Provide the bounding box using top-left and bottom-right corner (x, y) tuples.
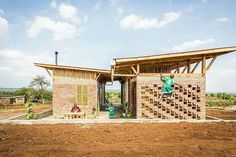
(113, 74), (136, 77)
(206, 56), (217, 73)
(191, 61), (200, 73)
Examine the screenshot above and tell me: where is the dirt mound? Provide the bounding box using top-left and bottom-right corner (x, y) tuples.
(0, 122), (236, 157)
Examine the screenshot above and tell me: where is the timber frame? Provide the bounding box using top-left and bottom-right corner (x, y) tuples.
(111, 46), (236, 80)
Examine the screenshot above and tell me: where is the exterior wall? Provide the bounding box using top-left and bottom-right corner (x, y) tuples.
(136, 74), (206, 119)
(52, 69), (97, 118)
(128, 77), (137, 117)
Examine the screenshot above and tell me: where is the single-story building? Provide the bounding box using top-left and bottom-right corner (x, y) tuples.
(35, 46), (236, 119)
(0, 94), (25, 106)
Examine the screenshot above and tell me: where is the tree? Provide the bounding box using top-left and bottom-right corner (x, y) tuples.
(30, 75), (50, 103)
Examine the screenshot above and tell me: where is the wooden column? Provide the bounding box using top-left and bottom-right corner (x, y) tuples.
(177, 63), (180, 73)
(120, 80), (125, 105)
(187, 59), (191, 73)
(100, 83), (106, 105)
(202, 55), (206, 76)
(137, 64), (140, 74)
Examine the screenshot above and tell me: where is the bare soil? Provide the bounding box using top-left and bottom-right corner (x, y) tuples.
(0, 104), (52, 120)
(207, 109), (236, 120)
(0, 122), (236, 157)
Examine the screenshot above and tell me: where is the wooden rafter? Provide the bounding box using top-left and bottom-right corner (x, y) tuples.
(182, 66), (187, 73)
(206, 56), (217, 73)
(191, 61), (200, 73)
(96, 74), (101, 80)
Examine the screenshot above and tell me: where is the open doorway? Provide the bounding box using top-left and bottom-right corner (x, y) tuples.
(97, 78), (133, 118)
(99, 81), (121, 111)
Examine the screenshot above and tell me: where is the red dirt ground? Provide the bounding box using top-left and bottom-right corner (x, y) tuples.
(207, 109), (236, 120)
(0, 104), (52, 120)
(0, 122), (236, 157)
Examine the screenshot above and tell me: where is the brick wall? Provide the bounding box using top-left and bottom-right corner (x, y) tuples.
(52, 69), (97, 118)
(136, 74), (206, 120)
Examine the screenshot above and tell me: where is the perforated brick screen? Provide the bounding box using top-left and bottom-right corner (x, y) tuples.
(136, 75), (206, 119)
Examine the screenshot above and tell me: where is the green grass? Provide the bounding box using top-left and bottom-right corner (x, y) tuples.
(206, 93), (236, 107)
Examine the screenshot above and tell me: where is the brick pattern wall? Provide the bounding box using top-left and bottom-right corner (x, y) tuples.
(52, 69), (97, 118)
(136, 75), (206, 119)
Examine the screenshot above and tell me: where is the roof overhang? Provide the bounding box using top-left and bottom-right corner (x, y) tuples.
(113, 46), (236, 67)
(34, 63), (111, 74)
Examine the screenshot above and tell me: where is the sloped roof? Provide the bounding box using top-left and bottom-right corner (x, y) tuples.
(114, 46), (236, 66)
(34, 63), (110, 74)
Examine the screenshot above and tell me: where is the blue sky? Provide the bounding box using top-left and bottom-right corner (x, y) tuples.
(0, 0), (236, 92)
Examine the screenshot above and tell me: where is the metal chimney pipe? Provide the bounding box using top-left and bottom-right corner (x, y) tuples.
(55, 51), (58, 65)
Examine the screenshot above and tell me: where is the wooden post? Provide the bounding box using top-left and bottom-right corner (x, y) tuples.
(187, 59), (191, 73)
(137, 64), (140, 74)
(177, 63), (180, 73)
(202, 55), (206, 76)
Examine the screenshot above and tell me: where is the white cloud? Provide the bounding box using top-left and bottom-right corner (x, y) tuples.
(171, 38), (215, 51)
(119, 12), (181, 30)
(50, 0), (57, 9)
(58, 3), (80, 23)
(202, 0), (208, 3)
(215, 17), (230, 23)
(0, 66), (12, 71)
(0, 49), (53, 85)
(94, 1), (101, 11)
(27, 16), (78, 40)
(0, 16), (9, 38)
